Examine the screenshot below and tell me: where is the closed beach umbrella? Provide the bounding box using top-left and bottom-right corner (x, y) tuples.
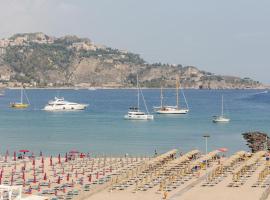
(67, 173), (69, 181)
(33, 174), (36, 183)
(32, 159), (35, 166)
(65, 153), (68, 162)
(57, 176), (61, 184)
(96, 171), (99, 179)
(13, 152), (16, 161)
(41, 157), (44, 164)
(88, 174), (92, 182)
(58, 154), (61, 164)
(44, 173), (47, 181)
(22, 171), (25, 180)
(11, 173), (14, 185)
(50, 156), (52, 166)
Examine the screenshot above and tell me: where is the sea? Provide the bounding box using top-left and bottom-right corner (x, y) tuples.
(0, 89), (269, 156)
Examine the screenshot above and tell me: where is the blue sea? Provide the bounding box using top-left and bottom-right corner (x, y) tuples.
(0, 89), (269, 156)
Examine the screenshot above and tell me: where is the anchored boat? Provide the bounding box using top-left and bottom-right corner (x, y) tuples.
(10, 88), (30, 109)
(154, 77), (189, 114)
(124, 75), (154, 120)
(44, 97), (88, 111)
(213, 95), (230, 123)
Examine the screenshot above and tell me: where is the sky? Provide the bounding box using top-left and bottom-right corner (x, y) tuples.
(0, 0), (269, 83)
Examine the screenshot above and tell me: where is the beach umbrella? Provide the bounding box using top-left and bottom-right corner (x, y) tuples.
(50, 156), (52, 166)
(41, 157), (44, 164)
(13, 151), (16, 161)
(67, 173), (70, 182)
(22, 171), (25, 180)
(33, 174), (36, 183)
(57, 176), (61, 184)
(96, 171), (99, 180)
(38, 183), (41, 192)
(88, 174), (92, 182)
(218, 148), (228, 152)
(19, 149), (29, 153)
(43, 173), (47, 181)
(71, 179), (74, 187)
(69, 149), (79, 154)
(65, 152), (68, 162)
(58, 154), (61, 164)
(11, 173), (14, 185)
(110, 166), (112, 173)
(75, 170), (78, 178)
(32, 159), (35, 166)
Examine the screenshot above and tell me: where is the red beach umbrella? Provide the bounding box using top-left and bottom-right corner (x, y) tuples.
(44, 173), (47, 181)
(13, 152), (16, 161)
(218, 148), (228, 152)
(57, 176), (61, 184)
(19, 149), (29, 153)
(66, 173), (69, 182)
(69, 149), (79, 154)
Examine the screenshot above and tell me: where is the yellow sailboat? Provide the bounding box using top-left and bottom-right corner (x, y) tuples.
(10, 88), (30, 109)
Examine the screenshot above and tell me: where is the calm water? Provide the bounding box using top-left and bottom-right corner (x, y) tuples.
(0, 89), (269, 156)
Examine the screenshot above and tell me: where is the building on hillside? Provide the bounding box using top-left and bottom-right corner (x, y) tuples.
(71, 42), (96, 51)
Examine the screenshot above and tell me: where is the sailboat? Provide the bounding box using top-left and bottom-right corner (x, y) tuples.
(10, 88), (30, 109)
(213, 95), (230, 123)
(154, 77), (189, 114)
(124, 75), (154, 120)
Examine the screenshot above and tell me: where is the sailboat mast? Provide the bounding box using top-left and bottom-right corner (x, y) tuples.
(176, 77), (179, 108)
(160, 87), (163, 108)
(137, 74), (139, 109)
(221, 95), (224, 116)
(21, 88), (23, 104)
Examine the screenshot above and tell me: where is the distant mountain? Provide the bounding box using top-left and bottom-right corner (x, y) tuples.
(0, 32), (264, 89)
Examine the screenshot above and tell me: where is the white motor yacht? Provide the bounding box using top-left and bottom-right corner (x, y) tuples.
(44, 97), (88, 111)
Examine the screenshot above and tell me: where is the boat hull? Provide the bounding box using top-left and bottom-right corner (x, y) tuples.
(10, 103), (29, 109)
(213, 117), (230, 123)
(44, 104), (88, 111)
(155, 109), (189, 114)
(124, 114), (154, 120)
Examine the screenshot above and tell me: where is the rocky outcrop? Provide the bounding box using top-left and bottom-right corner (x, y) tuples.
(242, 131), (270, 153)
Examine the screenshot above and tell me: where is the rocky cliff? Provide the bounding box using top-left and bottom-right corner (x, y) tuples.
(0, 33), (264, 89)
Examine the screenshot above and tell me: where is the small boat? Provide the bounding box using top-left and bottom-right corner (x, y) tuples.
(43, 97), (88, 111)
(124, 75), (154, 120)
(213, 95), (230, 123)
(154, 77), (189, 114)
(10, 88), (29, 109)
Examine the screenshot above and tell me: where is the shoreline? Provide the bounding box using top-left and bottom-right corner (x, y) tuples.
(4, 87), (269, 90)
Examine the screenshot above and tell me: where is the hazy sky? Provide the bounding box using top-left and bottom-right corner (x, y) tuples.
(0, 0), (269, 83)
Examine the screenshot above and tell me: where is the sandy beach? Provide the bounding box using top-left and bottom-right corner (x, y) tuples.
(0, 149), (269, 200)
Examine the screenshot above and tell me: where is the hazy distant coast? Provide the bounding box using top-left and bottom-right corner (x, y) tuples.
(0, 32), (265, 89)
